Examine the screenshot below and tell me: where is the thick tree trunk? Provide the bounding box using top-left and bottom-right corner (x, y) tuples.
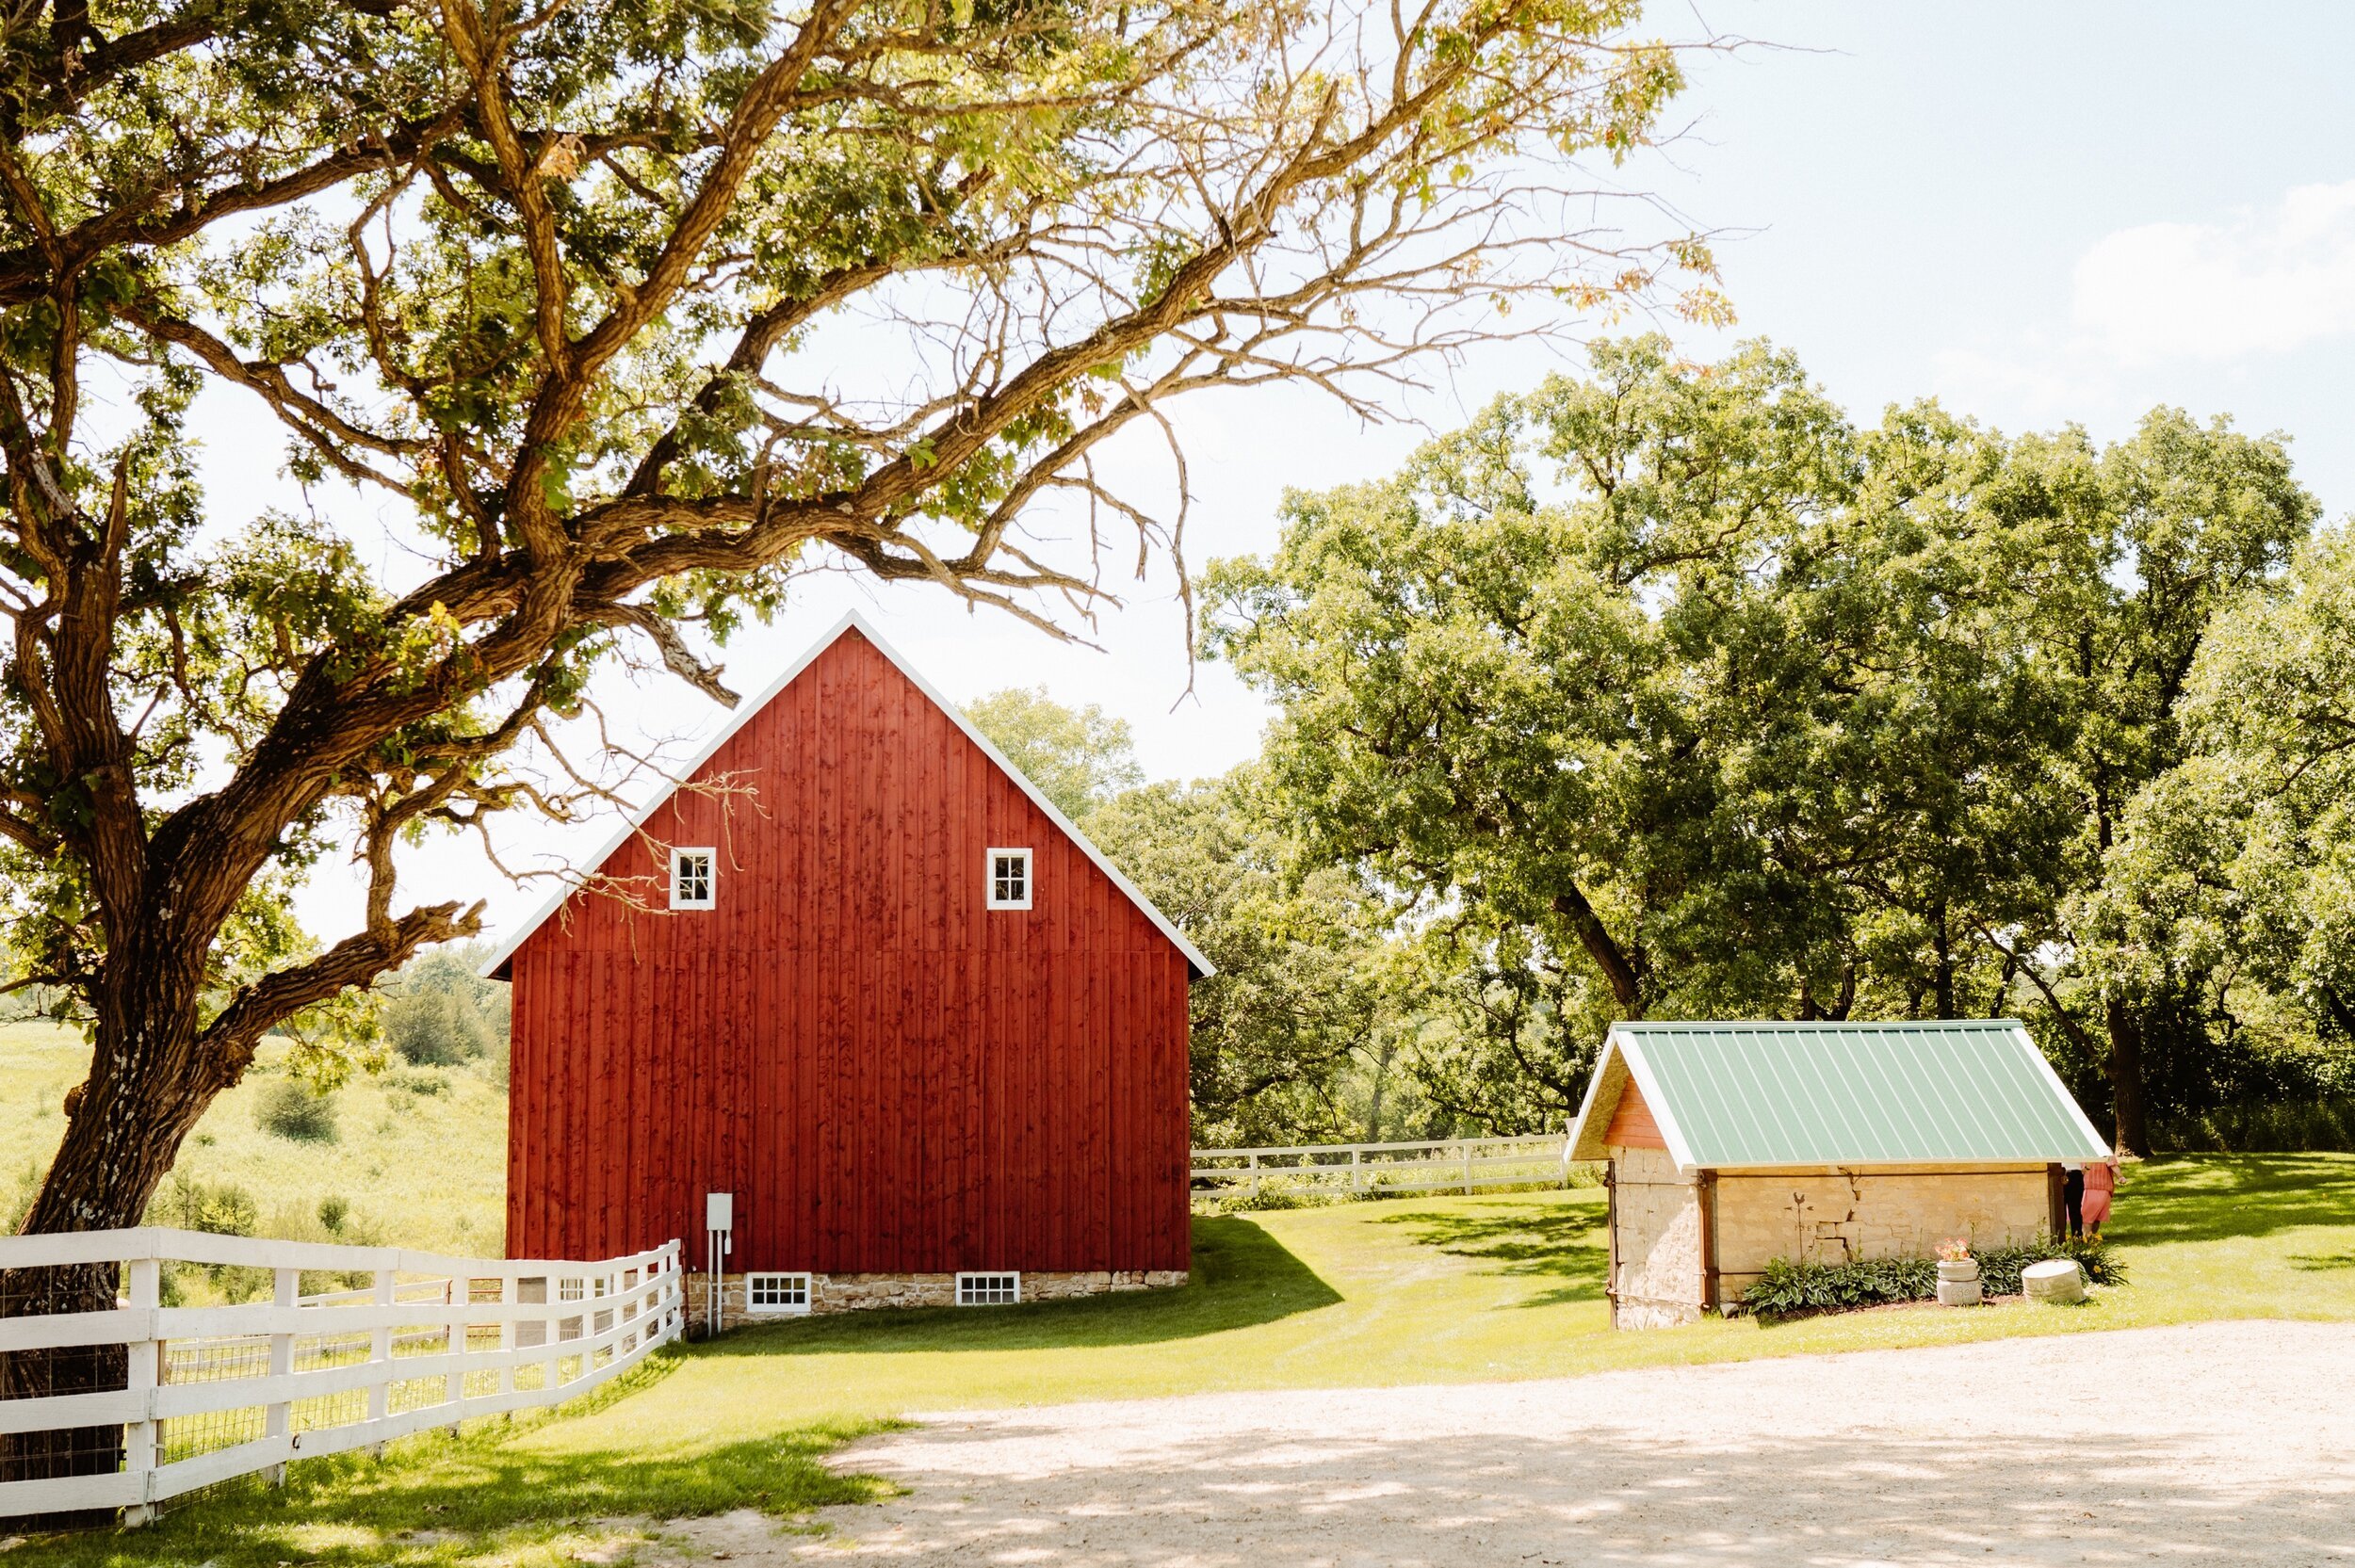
(1551, 886), (1644, 1018)
(1931, 913), (1957, 1018)
(2103, 995), (2152, 1157)
(3, 976), (219, 1511)
(0, 1263), (129, 1528)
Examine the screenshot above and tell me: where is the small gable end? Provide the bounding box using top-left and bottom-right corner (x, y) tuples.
(1605, 1079), (1665, 1150)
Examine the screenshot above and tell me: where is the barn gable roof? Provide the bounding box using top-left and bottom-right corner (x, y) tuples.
(478, 609), (1214, 980)
(1566, 1019), (2109, 1171)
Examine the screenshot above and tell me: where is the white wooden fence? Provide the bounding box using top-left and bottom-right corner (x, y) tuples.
(1192, 1132), (1578, 1198)
(0, 1228), (683, 1525)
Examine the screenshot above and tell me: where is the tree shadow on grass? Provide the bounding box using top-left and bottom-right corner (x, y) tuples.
(2113, 1154), (2355, 1246)
(703, 1216), (1341, 1360)
(2290, 1251), (2355, 1271)
(5, 1411), (893, 1568)
(1372, 1199), (1607, 1307)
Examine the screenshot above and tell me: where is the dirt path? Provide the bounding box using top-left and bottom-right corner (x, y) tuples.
(743, 1320), (2355, 1566)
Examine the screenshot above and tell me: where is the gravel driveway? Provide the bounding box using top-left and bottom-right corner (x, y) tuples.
(755, 1320), (2355, 1566)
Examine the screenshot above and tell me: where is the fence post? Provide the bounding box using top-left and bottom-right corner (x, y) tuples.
(498, 1272), (517, 1397)
(444, 1277), (464, 1433)
(365, 1267), (393, 1455)
(122, 1253), (161, 1528)
(544, 1274), (563, 1392)
(1352, 1148), (1363, 1193)
(265, 1266), (296, 1485)
(1248, 1152), (1259, 1201)
(1462, 1141), (1472, 1195)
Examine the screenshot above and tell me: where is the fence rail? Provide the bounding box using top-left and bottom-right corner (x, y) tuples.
(0, 1227), (683, 1525)
(1192, 1132), (1577, 1198)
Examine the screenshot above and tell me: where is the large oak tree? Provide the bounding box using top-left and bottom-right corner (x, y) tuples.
(0, 0), (1718, 1468)
(1204, 339), (2318, 1149)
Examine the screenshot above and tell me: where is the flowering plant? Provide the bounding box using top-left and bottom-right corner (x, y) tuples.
(1934, 1237), (1973, 1262)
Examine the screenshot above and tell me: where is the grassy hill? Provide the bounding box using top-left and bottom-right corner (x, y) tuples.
(0, 1020), (508, 1254)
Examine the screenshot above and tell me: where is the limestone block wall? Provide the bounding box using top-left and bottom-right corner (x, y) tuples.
(1611, 1143), (1703, 1327)
(1710, 1164), (2051, 1306)
(686, 1269), (1188, 1333)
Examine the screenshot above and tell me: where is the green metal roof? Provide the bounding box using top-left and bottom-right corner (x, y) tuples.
(1567, 1019), (2111, 1169)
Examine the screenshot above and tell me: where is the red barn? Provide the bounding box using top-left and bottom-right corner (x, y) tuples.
(480, 611), (1209, 1322)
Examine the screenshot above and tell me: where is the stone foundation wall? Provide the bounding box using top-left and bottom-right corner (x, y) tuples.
(1711, 1164), (2051, 1306)
(685, 1269), (1188, 1333)
(1610, 1143), (1703, 1327)
(1609, 1151), (2054, 1326)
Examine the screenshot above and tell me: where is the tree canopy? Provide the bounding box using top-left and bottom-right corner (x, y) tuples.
(0, 0), (1716, 1245)
(1205, 337), (2331, 1149)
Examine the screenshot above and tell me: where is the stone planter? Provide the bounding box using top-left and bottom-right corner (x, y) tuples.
(2022, 1258), (2087, 1304)
(1935, 1257), (1982, 1307)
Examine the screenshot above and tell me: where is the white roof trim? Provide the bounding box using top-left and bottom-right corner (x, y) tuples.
(1563, 1037), (1618, 1162)
(478, 608), (1213, 981)
(1609, 1026), (1698, 1172)
(1563, 1029), (1696, 1170)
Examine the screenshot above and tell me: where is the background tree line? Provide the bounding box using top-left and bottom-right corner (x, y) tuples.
(980, 338), (2355, 1155)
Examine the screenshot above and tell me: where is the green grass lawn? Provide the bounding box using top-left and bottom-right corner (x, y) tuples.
(13, 1152), (2355, 1568)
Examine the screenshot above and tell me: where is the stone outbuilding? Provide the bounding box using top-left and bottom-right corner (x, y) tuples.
(1566, 1019), (2111, 1329)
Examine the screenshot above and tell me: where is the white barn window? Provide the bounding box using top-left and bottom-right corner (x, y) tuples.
(746, 1273), (811, 1315)
(986, 848), (1032, 910)
(957, 1271), (1020, 1306)
(671, 847), (716, 910)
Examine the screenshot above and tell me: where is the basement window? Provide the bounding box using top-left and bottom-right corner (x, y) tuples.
(956, 1271), (1020, 1306)
(746, 1273), (811, 1315)
(671, 847), (716, 910)
(986, 848), (1032, 911)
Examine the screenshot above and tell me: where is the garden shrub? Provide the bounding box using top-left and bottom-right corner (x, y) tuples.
(387, 1067), (450, 1095)
(146, 1174), (268, 1301)
(1738, 1235), (2121, 1321)
(257, 1077), (340, 1143)
(384, 986), (490, 1066)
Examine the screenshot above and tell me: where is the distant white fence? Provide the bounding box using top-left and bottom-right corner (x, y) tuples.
(1192, 1132), (1577, 1198)
(0, 1228), (683, 1525)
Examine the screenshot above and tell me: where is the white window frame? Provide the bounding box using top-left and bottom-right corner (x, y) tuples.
(745, 1272), (812, 1316)
(956, 1271), (1021, 1306)
(670, 846), (717, 910)
(985, 847), (1032, 911)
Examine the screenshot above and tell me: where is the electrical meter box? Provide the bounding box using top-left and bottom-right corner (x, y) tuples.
(705, 1191), (733, 1233)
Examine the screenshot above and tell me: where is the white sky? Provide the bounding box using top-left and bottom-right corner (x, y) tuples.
(252, 2), (2355, 947)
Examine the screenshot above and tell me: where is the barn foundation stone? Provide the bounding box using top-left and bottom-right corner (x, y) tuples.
(687, 1269), (1189, 1331)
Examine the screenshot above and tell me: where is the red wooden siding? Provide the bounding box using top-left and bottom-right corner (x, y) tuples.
(505, 627), (1194, 1275)
(1604, 1080), (1665, 1150)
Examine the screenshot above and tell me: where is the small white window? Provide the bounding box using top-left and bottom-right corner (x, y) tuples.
(986, 849), (1031, 911)
(957, 1271), (1020, 1306)
(746, 1273), (811, 1315)
(558, 1276), (585, 1302)
(671, 847), (716, 910)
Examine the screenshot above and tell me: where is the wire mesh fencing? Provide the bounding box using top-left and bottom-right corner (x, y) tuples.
(0, 1230), (683, 1528)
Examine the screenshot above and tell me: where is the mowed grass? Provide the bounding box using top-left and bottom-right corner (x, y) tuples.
(14, 1152), (2355, 1568)
(557, 1151), (2355, 1451)
(1, 1024), (506, 1254)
